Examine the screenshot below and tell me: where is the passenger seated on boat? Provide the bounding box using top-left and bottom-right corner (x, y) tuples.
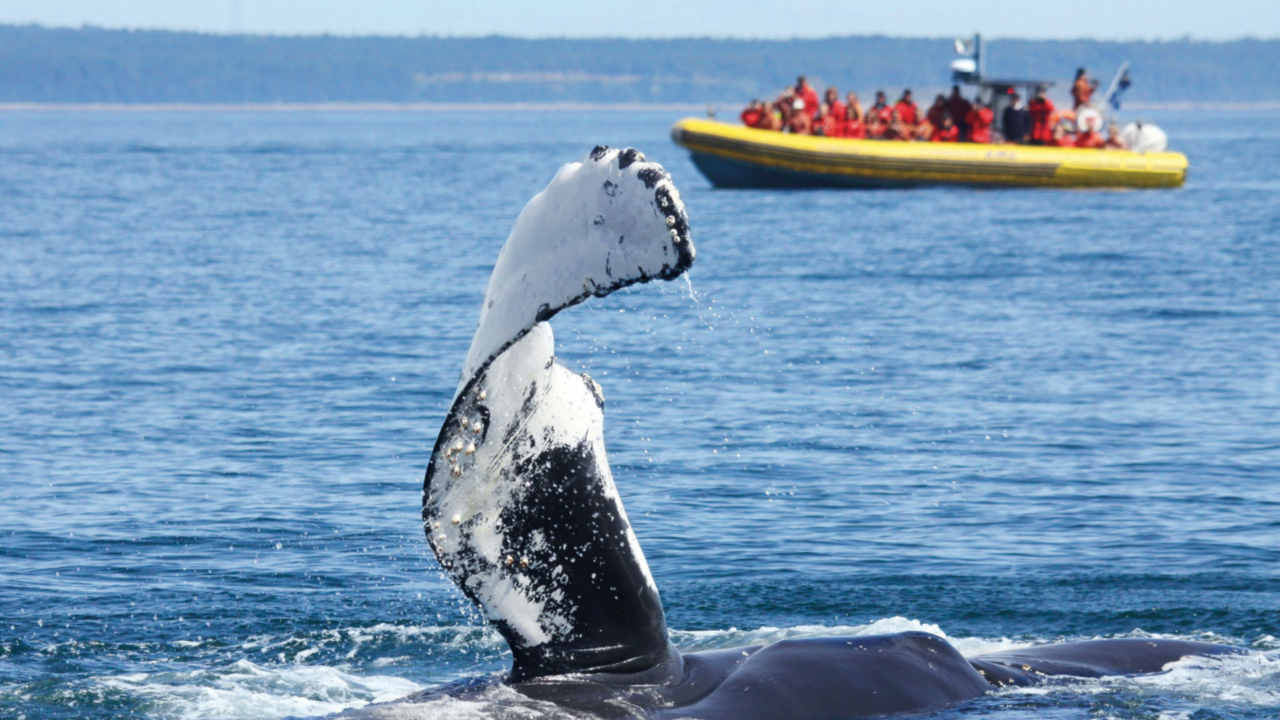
(870, 91), (894, 128)
(1001, 92), (1031, 144)
(841, 104), (867, 139)
(846, 92), (864, 124)
(947, 85), (973, 140)
(815, 103), (838, 137)
(966, 100), (994, 143)
(885, 109), (912, 141)
(740, 100), (765, 128)
(1046, 120), (1074, 147)
(826, 88), (846, 125)
(1105, 122), (1127, 149)
(931, 113), (959, 142)
(913, 118), (935, 141)
(785, 99), (813, 134)
(1075, 126), (1105, 149)
(796, 75), (820, 117)
(1028, 86), (1056, 145)
(865, 110), (886, 140)
(926, 95), (948, 132)
(894, 89), (920, 128)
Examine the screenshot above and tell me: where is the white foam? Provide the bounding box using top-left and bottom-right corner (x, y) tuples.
(98, 659), (422, 720)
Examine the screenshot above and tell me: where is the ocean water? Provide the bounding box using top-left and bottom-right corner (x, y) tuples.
(1, 108), (1278, 720)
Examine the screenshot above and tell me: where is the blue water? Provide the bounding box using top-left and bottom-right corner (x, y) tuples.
(1, 109), (1278, 719)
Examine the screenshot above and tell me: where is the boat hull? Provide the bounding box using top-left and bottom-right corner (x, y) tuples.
(671, 118), (1187, 189)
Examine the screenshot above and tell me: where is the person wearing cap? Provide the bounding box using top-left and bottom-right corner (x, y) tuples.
(1001, 91), (1031, 144)
(786, 97), (812, 134)
(966, 99), (994, 144)
(1071, 68), (1098, 110)
(1028, 86), (1056, 145)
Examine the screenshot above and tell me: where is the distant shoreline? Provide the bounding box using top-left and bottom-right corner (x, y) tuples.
(1, 101), (1277, 113)
(0, 102), (712, 113)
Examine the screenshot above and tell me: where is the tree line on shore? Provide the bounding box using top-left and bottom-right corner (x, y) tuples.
(0, 24), (1275, 105)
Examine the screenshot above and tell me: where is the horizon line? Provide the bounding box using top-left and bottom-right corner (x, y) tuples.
(3, 22), (1277, 44)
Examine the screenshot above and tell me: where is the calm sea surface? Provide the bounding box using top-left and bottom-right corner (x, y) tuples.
(1, 109), (1278, 719)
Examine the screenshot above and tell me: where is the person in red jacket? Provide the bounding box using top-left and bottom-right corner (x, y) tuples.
(946, 85), (973, 140)
(842, 104), (867, 139)
(931, 113), (959, 142)
(869, 90), (893, 126)
(825, 87), (846, 125)
(894, 89), (920, 128)
(815, 103), (840, 137)
(740, 100), (764, 128)
(1075, 128), (1105, 148)
(1028, 86), (1056, 145)
(1071, 68), (1098, 110)
(966, 101), (994, 143)
(795, 76), (820, 117)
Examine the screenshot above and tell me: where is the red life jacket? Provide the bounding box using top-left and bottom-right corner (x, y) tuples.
(1075, 130), (1105, 149)
(932, 125), (959, 142)
(1029, 97), (1056, 143)
(800, 85), (820, 115)
(843, 119), (867, 139)
(894, 101), (919, 126)
(966, 107), (994, 143)
(740, 109), (762, 127)
(830, 101), (847, 123)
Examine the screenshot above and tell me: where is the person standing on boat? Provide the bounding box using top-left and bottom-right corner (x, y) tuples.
(947, 85), (973, 141)
(1028, 86), (1056, 145)
(796, 76), (820, 117)
(1001, 92), (1031, 144)
(966, 100), (994, 143)
(1071, 68), (1098, 110)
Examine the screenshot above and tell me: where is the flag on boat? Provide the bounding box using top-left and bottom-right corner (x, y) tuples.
(1110, 69), (1132, 110)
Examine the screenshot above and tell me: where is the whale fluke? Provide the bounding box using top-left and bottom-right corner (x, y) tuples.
(424, 147), (694, 681)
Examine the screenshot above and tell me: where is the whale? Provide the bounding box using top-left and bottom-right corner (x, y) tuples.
(356, 146), (1241, 719)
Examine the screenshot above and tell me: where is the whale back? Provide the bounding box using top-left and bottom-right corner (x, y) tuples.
(424, 148), (694, 680)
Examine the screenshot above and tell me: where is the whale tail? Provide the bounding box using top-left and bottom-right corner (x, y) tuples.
(423, 147), (694, 681)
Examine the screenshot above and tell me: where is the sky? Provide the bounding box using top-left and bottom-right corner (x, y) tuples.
(0, 0), (1274, 40)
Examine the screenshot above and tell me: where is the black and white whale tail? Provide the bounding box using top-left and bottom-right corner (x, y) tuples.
(423, 147), (694, 681)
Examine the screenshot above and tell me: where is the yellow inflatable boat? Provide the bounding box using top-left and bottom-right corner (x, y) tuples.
(670, 118), (1187, 189)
